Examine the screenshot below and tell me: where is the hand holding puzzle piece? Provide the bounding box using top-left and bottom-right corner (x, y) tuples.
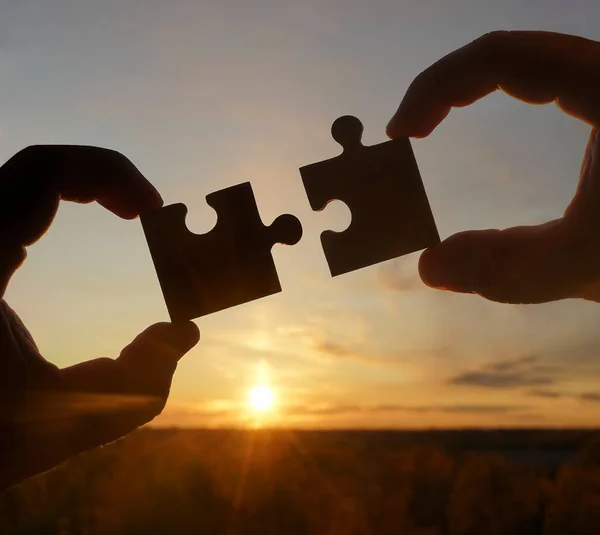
(141, 116), (440, 322)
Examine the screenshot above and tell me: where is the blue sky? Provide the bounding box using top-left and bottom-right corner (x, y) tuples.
(4, 0), (600, 427)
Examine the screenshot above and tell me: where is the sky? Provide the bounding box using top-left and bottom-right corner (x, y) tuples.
(3, 0), (600, 428)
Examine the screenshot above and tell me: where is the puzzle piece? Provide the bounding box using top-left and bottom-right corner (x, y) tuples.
(300, 115), (440, 277)
(141, 182), (302, 322)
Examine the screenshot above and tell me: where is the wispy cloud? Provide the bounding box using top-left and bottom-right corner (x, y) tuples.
(315, 340), (406, 367)
(450, 356), (562, 389)
(284, 404), (364, 417)
(488, 355), (537, 373)
(376, 259), (423, 293)
(152, 401), (239, 427)
(400, 404), (530, 415)
(527, 389), (565, 399)
(315, 340), (444, 370)
(282, 403), (528, 417)
(317, 341), (356, 359)
(152, 399), (532, 428)
(451, 371), (553, 388)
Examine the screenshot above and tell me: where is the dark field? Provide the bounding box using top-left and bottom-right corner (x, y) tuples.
(3, 428), (600, 534)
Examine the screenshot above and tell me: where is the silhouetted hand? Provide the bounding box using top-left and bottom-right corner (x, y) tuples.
(387, 31), (600, 304)
(0, 146), (199, 492)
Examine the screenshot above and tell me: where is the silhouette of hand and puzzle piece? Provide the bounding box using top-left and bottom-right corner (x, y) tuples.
(300, 115), (440, 276)
(141, 182), (302, 322)
(142, 116), (438, 321)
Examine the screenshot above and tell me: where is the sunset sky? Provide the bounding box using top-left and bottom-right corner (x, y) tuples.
(4, 0), (600, 428)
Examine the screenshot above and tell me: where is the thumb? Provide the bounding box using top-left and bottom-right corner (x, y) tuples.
(0, 246), (27, 298)
(63, 321), (200, 400)
(418, 218), (600, 304)
(117, 321), (200, 398)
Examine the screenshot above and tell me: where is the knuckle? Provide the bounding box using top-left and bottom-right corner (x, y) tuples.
(15, 145), (49, 164)
(3, 145), (59, 185)
(19, 144), (46, 155)
(477, 30), (510, 47)
(468, 31), (514, 71)
(408, 68), (435, 95)
(93, 357), (116, 366)
(105, 147), (126, 161)
(103, 148), (138, 176)
(475, 30), (512, 57)
(106, 148), (132, 166)
(412, 69), (429, 87)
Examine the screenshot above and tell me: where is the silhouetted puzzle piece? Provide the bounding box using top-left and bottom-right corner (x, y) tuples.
(300, 115), (440, 277)
(141, 182), (302, 322)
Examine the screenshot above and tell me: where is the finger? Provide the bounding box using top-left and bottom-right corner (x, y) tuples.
(0, 145), (162, 298)
(116, 321), (200, 397)
(387, 31), (600, 138)
(63, 321), (200, 399)
(418, 217), (600, 304)
(565, 128), (600, 222)
(0, 145), (163, 247)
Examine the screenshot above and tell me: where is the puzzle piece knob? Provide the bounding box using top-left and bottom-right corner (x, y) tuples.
(331, 115), (364, 153)
(269, 214), (303, 246)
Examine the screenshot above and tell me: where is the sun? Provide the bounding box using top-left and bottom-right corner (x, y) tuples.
(249, 385), (275, 413)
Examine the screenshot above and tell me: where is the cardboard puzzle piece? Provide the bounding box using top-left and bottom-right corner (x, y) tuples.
(300, 115), (440, 277)
(141, 182), (302, 322)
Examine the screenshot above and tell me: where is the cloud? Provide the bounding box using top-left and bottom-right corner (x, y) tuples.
(283, 403), (528, 417)
(527, 389), (565, 399)
(315, 340), (443, 370)
(284, 404), (364, 417)
(401, 404), (529, 415)
(579, 393), (600, 403)
(534, 333), (600, 380)
(451, 372), (553, 388)
(450, 356), (562, 389)
(315, 340), (404, 367)
(152, 401), (239, 427)
(317, 341), (355, 359)
(489, 355), (537, 373)
(529, 390), (600, 403)
(376, 259), (423, 293)
(152, 400), (531, 427)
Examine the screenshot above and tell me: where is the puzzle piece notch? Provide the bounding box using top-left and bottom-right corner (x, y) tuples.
(141, 182), (302, 322)
(331, 115), (364, 153)
(205, 184), (302, 252)
(300, 115), (440, 277)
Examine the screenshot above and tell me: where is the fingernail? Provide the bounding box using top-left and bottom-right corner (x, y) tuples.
(386, 113), (416, 140)
(418, 247), (448, 288)
(168, 321), (200, 353)
(137, 190), (164, 215)
(418, 247), (478, 294)
(386, 114), (401, 139)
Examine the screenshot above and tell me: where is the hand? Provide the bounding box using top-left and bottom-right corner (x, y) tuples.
(387, 31), (600, 304)
(0, 146), (199, 492)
